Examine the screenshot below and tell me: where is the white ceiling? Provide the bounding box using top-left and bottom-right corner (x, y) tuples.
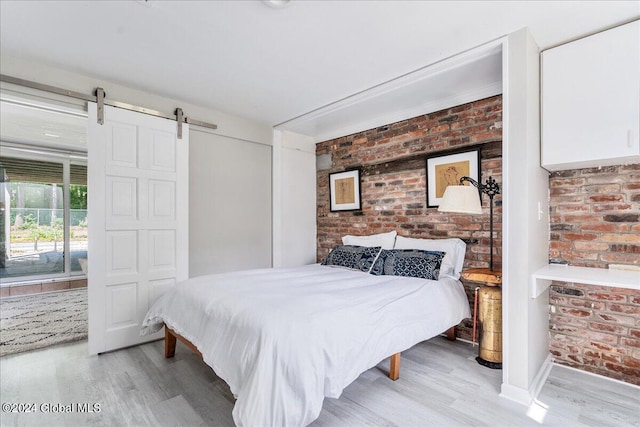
(0, 1), (638, 130)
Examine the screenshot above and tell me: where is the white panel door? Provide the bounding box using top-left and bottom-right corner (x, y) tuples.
(87, 103), (188, 354)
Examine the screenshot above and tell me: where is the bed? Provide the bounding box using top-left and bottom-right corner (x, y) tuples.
(141, 258), (470, 425)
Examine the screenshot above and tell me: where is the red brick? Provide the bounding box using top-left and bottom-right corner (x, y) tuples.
(623, 355), (640, 369)
(621, 337), (640, 348)
(556, 205), (590, 213)
(601, 233), (640, 243)
(559, 307), (592, 318)
(588, 194), (624, 203)
(577, 329), (619, 344)
(604, 362), (640, 377)
(557, 251), (600, 262)
(580, 223), (617, 232)
(583, 184), (621, 193)
(551, 333), (586, 346)
(564, 233), (598, 241)
(587, 341), (615, 352)
(593, 203), (632, 212)
(573, 242), (610, 251)
(551, 187), (580, 196)
(569, 299), (603, 310)
(551, 178), (586, 187)
(552, 316), (588, 328)
(595, 312), (636, 326)
(588, 322), (627, 335)
(607, 304), (640, 315)
(584, 350), (601, 358)
(563, 214), (601, 223)
(600, 253), (640, 264)
(550, 241), (572, 250)
(587, 292), (627, 302)
(601, 352), (622, 363)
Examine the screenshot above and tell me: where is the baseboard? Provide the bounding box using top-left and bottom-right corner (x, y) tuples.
(553, 362), (640, 390)
(499, 354), (553, 406)
(530, 354), (554, 400)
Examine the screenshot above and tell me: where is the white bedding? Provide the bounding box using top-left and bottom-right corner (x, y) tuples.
(141, 264), (471, 426)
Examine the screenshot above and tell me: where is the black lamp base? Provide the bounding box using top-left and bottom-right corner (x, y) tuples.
(476, 356), (502, 369)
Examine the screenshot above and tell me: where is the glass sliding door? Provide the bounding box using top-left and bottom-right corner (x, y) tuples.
(0, 87), (88, 283)
(0, 155), (87, 280)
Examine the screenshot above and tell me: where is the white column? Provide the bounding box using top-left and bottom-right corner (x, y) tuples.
(500, 27), (551, 405)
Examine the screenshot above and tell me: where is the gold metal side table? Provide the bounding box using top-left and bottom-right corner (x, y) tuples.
(461, 268), (502, 369)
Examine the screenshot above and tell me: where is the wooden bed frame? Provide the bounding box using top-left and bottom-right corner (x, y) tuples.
(164, 324), (456, 381)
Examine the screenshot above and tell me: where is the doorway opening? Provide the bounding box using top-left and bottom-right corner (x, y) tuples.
(0, 89), (89, 356)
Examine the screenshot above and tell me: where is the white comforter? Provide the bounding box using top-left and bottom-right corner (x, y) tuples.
(141, 264), (471, 427)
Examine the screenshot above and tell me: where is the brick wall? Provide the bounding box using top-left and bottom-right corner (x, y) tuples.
(316, 95), (502, 341)
(549, 164), (640, 385)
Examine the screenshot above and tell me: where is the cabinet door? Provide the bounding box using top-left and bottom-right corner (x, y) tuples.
(542, 21), (639, 171)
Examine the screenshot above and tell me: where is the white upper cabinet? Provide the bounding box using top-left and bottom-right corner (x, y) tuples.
(542, 21), (639, 171)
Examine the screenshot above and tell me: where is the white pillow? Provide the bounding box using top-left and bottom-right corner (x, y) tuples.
(393, 236), (466, 280)
(342, 230), (397, 250)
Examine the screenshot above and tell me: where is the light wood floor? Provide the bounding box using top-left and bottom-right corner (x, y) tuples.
(1, 337), (638, 426)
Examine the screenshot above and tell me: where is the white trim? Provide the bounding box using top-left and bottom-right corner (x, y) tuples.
(500, 354), (553, 406)
(176, 123), (189, 283)
(532, 264), (640, 298)
(0, 275), (87, 287)
(62, 159), (71, 276)
(272, 129), (283, 268)
(553, 362), (640, 390)
(190, 125), (272, 148)
(310, 82), (502, 143)
(530, 354), (554, 401)
(500, 34), (512, 397)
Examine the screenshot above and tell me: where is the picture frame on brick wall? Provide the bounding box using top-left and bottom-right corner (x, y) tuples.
(426, 148), (481, 208)
(329, 169), (362, 212)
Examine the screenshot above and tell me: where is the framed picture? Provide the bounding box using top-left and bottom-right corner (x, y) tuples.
(329, 169), (362, 212)
(426, 148), (480, 208)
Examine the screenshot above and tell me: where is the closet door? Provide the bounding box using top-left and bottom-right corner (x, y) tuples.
(87, 103), (188, 354)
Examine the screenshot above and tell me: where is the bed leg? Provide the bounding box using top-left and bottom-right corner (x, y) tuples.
(164, 326), (177, 358)
(446, 326), (456, 341)
(389, 353), (400, 381)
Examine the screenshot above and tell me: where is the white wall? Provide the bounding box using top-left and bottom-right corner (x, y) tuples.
(190, 130), (272, 276)
(501, 28), (551, 405)
(272, 130), (317, 267)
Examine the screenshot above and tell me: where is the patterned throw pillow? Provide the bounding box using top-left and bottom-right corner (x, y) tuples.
(321, 245), (382, 273)
(369, 249), (446, 280)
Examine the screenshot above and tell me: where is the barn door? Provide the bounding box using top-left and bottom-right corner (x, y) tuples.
(87, 103), (188, 354)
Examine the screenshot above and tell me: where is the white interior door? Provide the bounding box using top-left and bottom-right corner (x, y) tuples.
(87, 103), (188, 355)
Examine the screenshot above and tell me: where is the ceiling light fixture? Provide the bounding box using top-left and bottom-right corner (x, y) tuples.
(262, 0), (292, 9)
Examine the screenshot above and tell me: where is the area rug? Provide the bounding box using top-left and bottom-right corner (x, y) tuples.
(0, 289), (87, 356)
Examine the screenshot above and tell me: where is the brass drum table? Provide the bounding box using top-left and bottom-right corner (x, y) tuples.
(461, 268), (502, 369)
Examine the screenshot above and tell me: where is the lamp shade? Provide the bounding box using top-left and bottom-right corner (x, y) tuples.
(438, 185), (482, 214)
